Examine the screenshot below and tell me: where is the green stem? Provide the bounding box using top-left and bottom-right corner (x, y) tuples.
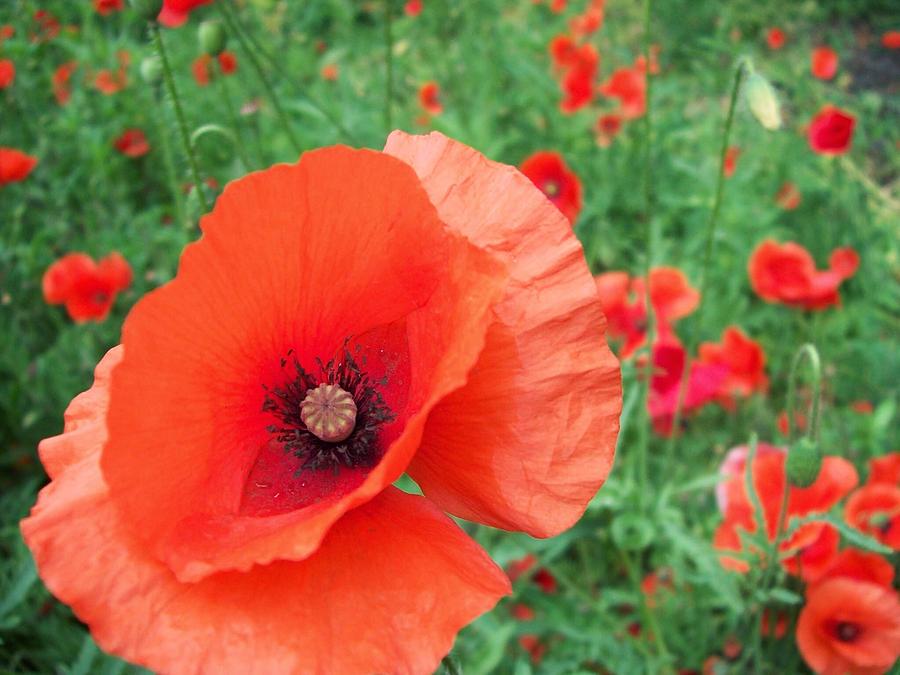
(150, 23), (211, 214)
(152, 83), (186, 228)
(384, 0), (394, 133)
(620, 549), (672, 670)
(218, 2), (303, 154)
(216, 70), (254, 171)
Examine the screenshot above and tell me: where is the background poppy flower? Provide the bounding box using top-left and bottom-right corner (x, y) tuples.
(716, 443), (784, 513)
(811, 46), (838, 80)
(868, 453), (900, 486)
(0, 24), (14, 41)
(0, 59), (14, 89)
(595, 113), (623, 147)
(723, 146), (740, 177)
(218, 50), (237, 75)
(321, 63), (339, 81)
(881, 31), (900, 49)
(766, 27), (785, 49)
(519, 150), (583, 224)
(558, 44), (599, 113)
(159, 0), (213, 28)
(113, 129), (150, 157)
(52, 61), (77, 104)
(698, 326), (768, 408)
(0, 147), (38, 186)
(817, 548), (895, 588)
(797, 577), (900, 675)
(405, 0), (423, 17)
(549, 34), (578, 70)
(93, 0), (124, 15)
(42, 252), (132, 322)
(808, 106), (855, 155)
(844, 483), (900, 549)
(94, 69), (127, 94)
(599, 65), (646, 119)
(23, 135), (620, 673)
(418, 80), (443, 115)
(775, 181), (801, 209)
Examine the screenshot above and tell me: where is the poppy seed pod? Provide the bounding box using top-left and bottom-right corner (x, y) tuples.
(745, 70), (781, 131)
(198, 20), (227, 56)
(129, 0), (162, 21)
(139, 55), (162, 84)
(786, 437), (822, 488)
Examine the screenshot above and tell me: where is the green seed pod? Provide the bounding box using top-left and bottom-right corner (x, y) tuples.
(745, 70), (782, 131)
(786, 437), (822, 488)
(198, 20), (227, 56)
(130, 0), (163, 22)
(140, 55), (163, 85)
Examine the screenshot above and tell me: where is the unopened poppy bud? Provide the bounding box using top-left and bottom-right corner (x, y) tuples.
(198, 20), (227, 56)
(745, 70), (782, 130)
(129, 0), (162, 22)
(140, 55), (162, 84)
(786, 437), (822, 488)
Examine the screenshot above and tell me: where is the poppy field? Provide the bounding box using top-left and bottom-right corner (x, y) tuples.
(2, 1), (900, 673)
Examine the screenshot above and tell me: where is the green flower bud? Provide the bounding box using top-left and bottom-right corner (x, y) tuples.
(786, 437), (822, 488)
(129, 0), (163, 22)
(198, 20), (227, 56)
(140, 55), (163, 84)
(745, 70), (781, 131)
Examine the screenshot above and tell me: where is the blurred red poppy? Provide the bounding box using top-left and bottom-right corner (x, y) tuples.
(698, 326), (768, 408)
(818, 548), (895, 588)
(506, 554), (557, 593)
(192, 51), (237, 85)
(845, 483), (900, 549)
(868, 453), (900, 486)
(808, 106), (855, 155)
(570, 5), (603, 37)
(32, 9), (60, 42)
(94, 69), (127, 94)
(0, 59), (14, 89)
(519, 151), (583, 224)
(549, 0), (566, 13)
(635, 45), (662, 75)
(218, 51), (237, 74)
(94, 0), (124, 15)
(549, 34), (578, 70)
(113, 129), (150, 158)
(0, 148), (38, 186)
(641, 568), (674, 608)
(716, 443), (784, 513)
(775, 181), (801, 210)
(518, 635), (547, 663)
(781, 523), (839, 582)
(320, 63), (338, 81)
(599, 65), (646, 119)
(404, 0), (422, 16)
(418, 80), (442, 115)
(766, 27), (785, 49)
(761, 609), (789, 639)
(881, 31), (900, 49)
(42, 253), (132, 322)
(595, 113), (623, 147)
(559, 44), (599, 113)
(748, 239), (859, 310)
(723, 146), (740, 177)
(0, 25), (14, 41)
(159, 0), (213, 28)
(851, 400), (874, 415)
(811, 46), (838, 80)
(52, 61), (77, 105)
(797, 577), (900, 675)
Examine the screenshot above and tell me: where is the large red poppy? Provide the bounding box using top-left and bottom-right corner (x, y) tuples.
(697, 326), (768, 408)
(22, 133), (621, 673)
(808, 106), (856, 155)
(748, 239), (859, 310)
(0, 147), (38, 186)
(42, 253), (132, 322)
(844, 483), (900, 549)
(519, 150), (583, 224)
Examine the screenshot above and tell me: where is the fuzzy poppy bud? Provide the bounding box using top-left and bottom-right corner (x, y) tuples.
(129, 0), (163, 21)
(140, 55), (162, 84)
(786, 437), (822, 488)
(198, 20), (227, 56)
(745, 70), (781, 131)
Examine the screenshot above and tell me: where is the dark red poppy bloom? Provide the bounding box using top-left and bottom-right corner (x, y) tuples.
(418, 81), (442, 115)
(404, 0), (422, 16)
(22, 133), (621, 673)
(808, 106), (856, 155)
(845, 484), (900, 549)
(881, 31), (900, 49)
(775, 181), (802, 210)
(113, 129), (150, 158)
(868, 453), (900, 487)
(217, 50), (237, 75)
(559, 44), (599, 113)
(766, 27), (785, 50)
(599, 66), (646, 119)
(42, 253), (132, 322)
(723, 146), (740, 177)
(811, 47), (838, 80)
(748, 239), (859, 310)
(159, 0), (212, 28)
(519, 151), (583, 224)
(797, 578), (900, 675)
(0, 147), (38, 186)
(52, 61), (77, 105)
(549, 34), (578, 70)
(506, 554), (557, 593)
(595, 113), (623, 147)
(0, 59), (14, 89)
(94, 0), (124, 15)
(698, 326), (768, 409)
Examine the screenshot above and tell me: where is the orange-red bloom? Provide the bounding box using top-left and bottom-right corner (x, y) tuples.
(42, 253), (132, 322)
(797, 577), (900, 675)
(595, 113), (623, 147)
(320, 63), (338, 81)
(94, 0), (124, 15)
(52, 61), (77, 105)
(845, 483), (900, 549)
(698, 326), (768, 408)
(404, 0), (422, 16)
(0, 147), (38, 186)
(113, 129), (150, 158)
(775, 181), (802, 210)
(569, 5), (604, 37)
(808, 106), (856, 155)
(192, 51), (237, 85)
(218, 50), (237, 75)
(766, 27), (785, 50)
(0, 25), (14, 42)
(868, 453), (900, 486)
(599, 65), (646, 119)
(559, 44), (599, 113)
(418, 80), (442, 115)
(811, 47), (838, 80)
(159, 0), (212, 27)
(0, 59), (14, 89)
(881, 31), (900, 49)
(748, 239), (859, 310)
(549, 34), (578, 70)
(22, 133), (621, 673)
(723, 146), (740, 177)
(519, 151), (583, 224)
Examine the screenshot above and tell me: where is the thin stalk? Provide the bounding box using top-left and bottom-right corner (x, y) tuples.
(151, 83), (186, 228)
(218, 2), (303, 154)
(384, 0), (394, 133)
(216, 70), (254, 171)
(150, 23), (211, 214)
(620, 549), (672, 669)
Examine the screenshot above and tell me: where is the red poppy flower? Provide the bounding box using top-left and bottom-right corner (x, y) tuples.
(0, 59), (14, 89)
(777, 409), (807, 437)
(766, 27), (786, 50)
(192, 53), (213, 86)
(698, 326), (768, 408)
(22, 133), (621, 673)
(94, 69), (127, 94)
(559, 44), (599, 113)
(0, 25), (14, 41)
(506, 554), (557, 593)
(818, 548), (895, 588)
(218, 50), (237, 75)
(519, 151), (583, 224)
(0, 147), (38, 186)
(881, 31), (900, 49)
(549, 0), (566, 13)
(510, 602), (536, 621)
(404, 0), (422, 16)
(641, 568), (674, 608)
(716, 443), (784, 513)
(781, 523), (839, 582)
(113, 129), (150, 158)
(868, 453), (900, 486)
(31, 9), (60, 42)
(722, 146), (740, 177)
(748, 239), (859, 310)
(549, 34), (578, 70)
(797, 578), (900, 675)
(93, 0), (124, 15)
(518, 635), (547, 663)
(811, 47), (838, 80)
(42, 253), (132, 322)
(808, 106), (856, 155)
(599, 66), (646, 119)
(775, 181), (802, 210)
(569, 5), (603, 37)
(851, 400), (874, 415)
(320, 63), (338, 81)
(159, 0), (213, 28)
(635, 45), (662, 76)
(418, 80), (442, 115)
(714, 450), (858, 573)
(52, 61), (77, 105)
(595, 113), (623, 147)
(845, 484), (900, 549)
